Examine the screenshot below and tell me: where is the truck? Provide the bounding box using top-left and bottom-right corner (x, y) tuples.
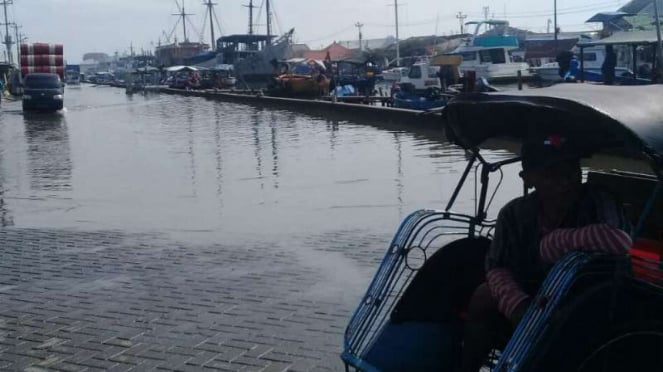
(64, 64), (80, 85)
(19, 43), (65, 111)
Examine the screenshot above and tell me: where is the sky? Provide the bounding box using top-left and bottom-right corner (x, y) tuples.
(2, 0), (631, 63)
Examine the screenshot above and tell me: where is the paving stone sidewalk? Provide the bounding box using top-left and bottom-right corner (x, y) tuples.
(0, 228), (388, 371)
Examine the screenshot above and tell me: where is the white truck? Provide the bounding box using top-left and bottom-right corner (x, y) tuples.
(398, 55), (462, 94)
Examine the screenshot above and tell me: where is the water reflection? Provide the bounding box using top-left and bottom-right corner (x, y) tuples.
(23, 113), (72, 191)
(326, 118), (339, 154)
(0, 152), (14, 227)
(0, 186), (12, 227)
(185, 102), (198, 196)
(394, 132), (404, 217)
(0, 88), (538, 235)
(269, 111), (279, 189)
(212, 102), (224, 207)
(251, 109), (265, 189)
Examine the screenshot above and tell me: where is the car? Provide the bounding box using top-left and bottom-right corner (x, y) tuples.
(22, 73), (64, 112)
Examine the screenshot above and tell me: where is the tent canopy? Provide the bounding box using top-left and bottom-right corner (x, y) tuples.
(166, 65), (204, 72)
(577, 30), (659, 47)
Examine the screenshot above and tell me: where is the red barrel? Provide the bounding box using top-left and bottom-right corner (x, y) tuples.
(21, 54), (64, 67)
(21, 65), (64, 78)
(20, 43), (64, 55)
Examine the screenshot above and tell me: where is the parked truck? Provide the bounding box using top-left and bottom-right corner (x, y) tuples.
(65, 64), (81, 85)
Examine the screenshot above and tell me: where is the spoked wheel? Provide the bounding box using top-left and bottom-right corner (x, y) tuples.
(576, 323), (663, 372)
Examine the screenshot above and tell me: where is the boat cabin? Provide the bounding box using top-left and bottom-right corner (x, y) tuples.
(216, 34), (275, 65)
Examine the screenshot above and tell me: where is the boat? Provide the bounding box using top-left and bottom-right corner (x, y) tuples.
(391, 86), (447, 111)
(154, 1), (210, 67)
(341, 84), (663, 371)
(267, 58), (328, 98)
(331, 57), (381, 96)
(218, 30), (295, 89)
(155, 41), (210, 67)
(212, 64), (236, 88)
(450, 20), (531, 83)
(216, 0), (294, 89)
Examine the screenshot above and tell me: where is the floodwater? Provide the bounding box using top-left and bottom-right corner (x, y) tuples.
(0, 85), (619, 245)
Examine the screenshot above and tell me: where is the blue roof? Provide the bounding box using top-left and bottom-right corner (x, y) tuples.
(586, 12), (633, 23)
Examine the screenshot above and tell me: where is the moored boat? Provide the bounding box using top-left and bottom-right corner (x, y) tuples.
(450, 20), (531, 83)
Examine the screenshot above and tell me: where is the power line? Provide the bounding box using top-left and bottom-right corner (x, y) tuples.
(299, 24), (356, 43)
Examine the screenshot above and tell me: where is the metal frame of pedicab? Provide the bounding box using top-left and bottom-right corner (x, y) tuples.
(341, 83), (663, 372)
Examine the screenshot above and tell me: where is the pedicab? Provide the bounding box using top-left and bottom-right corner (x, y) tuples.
(341, 84), (663, 372)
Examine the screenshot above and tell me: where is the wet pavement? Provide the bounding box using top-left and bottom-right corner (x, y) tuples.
(0, 85), (526, 371)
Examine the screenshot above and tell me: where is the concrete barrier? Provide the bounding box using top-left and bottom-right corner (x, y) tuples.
(157, 87), (444, 130)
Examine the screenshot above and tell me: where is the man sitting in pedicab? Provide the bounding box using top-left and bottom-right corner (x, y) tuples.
(460, 134), (632, 372)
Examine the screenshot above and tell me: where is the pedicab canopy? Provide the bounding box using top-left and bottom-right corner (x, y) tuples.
(442, 84), (663, 170)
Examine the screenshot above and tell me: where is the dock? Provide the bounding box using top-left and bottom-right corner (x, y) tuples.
(151, 87), (443, 130)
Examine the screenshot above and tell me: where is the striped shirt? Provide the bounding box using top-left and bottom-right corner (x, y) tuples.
(485, 184), (630, 318)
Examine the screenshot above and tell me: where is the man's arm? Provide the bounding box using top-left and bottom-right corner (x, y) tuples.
(539, 223), (631, 262)
(486, 268), (531, 320)
(540, 190), (632, 263)
(486, 203), (531, 320)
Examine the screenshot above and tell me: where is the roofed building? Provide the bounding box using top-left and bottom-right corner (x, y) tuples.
(303, 42), (353, 60)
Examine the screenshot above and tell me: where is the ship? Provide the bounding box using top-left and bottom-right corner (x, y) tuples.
(155, 40), (209, 67)
(216, 0), (294, 88)
(154, 1), (211, 67)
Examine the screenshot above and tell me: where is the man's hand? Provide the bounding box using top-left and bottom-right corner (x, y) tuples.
(509, 298), (532, 327)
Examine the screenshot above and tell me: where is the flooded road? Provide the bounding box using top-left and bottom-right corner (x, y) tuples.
(0, 85), (522, 242)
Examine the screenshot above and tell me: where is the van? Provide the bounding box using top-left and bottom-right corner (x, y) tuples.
(22, 73), (64, 112)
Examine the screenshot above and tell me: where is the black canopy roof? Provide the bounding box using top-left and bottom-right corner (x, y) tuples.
(442, 84), (663, 168)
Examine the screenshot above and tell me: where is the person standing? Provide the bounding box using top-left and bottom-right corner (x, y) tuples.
(601, 45), (617, 85)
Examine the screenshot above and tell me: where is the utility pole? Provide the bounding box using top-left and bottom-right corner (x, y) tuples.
(13, 22), (20, 63)
(547, 18), (551, 34)
(204, 0), (217, 51)
(553, 0), (558, 41)
(243, 0), (255, 35)
(483, 6), (490, 21)
(1, 0), (13, 64)
(456, 12), (467, 34)
(654, 0), (663, 81)
(355, 22), (364, 51)
(173, 1), (194, 42)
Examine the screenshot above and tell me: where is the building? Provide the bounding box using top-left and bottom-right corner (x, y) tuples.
(303, 42), (353, 60)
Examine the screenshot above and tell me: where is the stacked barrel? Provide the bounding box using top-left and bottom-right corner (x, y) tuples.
(20, 43), (64, 79)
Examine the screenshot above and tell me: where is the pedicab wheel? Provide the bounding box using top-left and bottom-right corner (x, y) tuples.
(575, 322), (663, 372)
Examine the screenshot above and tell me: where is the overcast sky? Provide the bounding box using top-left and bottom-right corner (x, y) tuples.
(3, 0), (630, 63)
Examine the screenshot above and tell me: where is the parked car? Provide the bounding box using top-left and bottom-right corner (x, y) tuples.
(22, 73), (64, 112)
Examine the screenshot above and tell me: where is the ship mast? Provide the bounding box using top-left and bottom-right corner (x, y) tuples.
(243, 0), (255, 35)
(266, 0), (272, 45)
(1, 0), (13, 64)
(173, 1), (193, 42)
(204, 0), (217, 50)
(394, 0), (400, 66)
